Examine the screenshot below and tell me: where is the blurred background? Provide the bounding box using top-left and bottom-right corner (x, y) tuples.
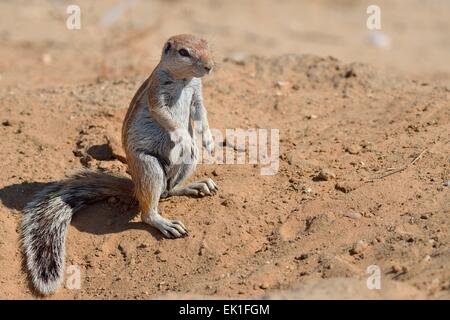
(0, 0), (449, 86)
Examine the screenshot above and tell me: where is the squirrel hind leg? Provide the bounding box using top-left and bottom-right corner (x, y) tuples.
(131, 153), (188, 238)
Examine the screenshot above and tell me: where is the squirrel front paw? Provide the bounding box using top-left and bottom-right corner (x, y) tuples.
(169, 129), (195, 164)
(202, 129), (214, 154)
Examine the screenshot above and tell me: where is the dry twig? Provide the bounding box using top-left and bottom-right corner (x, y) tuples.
(366, 148), (427, 183)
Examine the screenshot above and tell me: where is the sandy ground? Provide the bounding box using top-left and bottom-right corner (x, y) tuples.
(0, 0), (449, 299)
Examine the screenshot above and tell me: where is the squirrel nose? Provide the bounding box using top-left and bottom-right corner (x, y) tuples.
(203, 62), (213, 73)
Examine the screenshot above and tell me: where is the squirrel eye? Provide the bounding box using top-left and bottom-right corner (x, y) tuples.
(178, 48), (190, 57)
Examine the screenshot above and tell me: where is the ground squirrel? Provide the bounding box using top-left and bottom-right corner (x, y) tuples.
(21, 34), (218, 295)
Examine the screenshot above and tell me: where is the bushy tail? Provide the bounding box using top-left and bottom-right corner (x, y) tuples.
(21, 170), (134, 295)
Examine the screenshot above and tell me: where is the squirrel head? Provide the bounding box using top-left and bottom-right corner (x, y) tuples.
(160, 34), (214, 79)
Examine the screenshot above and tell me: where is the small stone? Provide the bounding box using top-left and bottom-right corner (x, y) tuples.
(157, 254), (167, 262)
(221, 199), (233, 207)
(391, 264), (402, 273)
(423, 255), (431, 262)
(345, 144), (361, 155)
(444, 180), (450, 187)
(306, 114), (318, 120)
(295, 253), (309, 261)
(344, 212), (362, 219)
(73, 149), (83, 157)
(375, 236), (384, 243)
(2, 120), (12, 126)
(227, 52), (247, 65)
(259, 282), (269, 289)
(275, 80), (290, 89)
(118, 241), (134, 260)
(350, 240), (368, 255)
(335, 181), (358, 193)
(212, 168), (220, 176)
(302, 186), (313, 194)
(315, 169), (336, 181)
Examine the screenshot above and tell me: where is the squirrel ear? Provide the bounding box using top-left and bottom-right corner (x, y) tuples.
(164, 42), (172, 55)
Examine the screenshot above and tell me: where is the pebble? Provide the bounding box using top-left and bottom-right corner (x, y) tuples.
(350, 240), (368, 255)
(221, 199), (234, 207)
(391, 264), (402, 273)
(275, 80), (290, 89)
(335, 181), (358, 193)
(259, 282), (269, 289)
(302, 186), (313, 194)
(212, 168), (220, 177)
(227, 52), (247, 65)
(344, 212), (362, 219)
(316, 169), (336, 181)
(392, 264), (409, 274)
(118, 241), (134, 260)
(345, 144), (361, 155)
(137, 243), (148, 249)
(295, 253), (309, 261)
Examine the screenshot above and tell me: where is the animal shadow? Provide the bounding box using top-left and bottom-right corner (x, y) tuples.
(0, 180), (162, 239)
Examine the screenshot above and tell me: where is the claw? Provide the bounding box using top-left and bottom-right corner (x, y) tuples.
(146, 214), (188, 239)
